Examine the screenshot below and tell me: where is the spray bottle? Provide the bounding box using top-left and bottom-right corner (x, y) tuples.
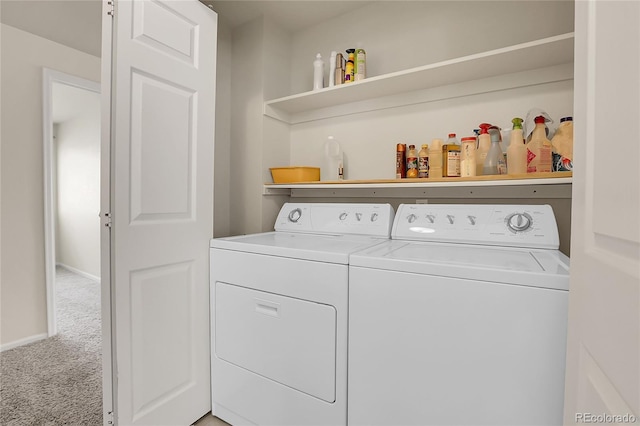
(476, 123), (492, 176)
(507, 117), (527, 174)
(484, 126), (507, 175)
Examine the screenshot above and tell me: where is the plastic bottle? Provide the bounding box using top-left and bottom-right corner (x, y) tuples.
(396, 143), (406, 178)
(345, 49), (355, 84)
(329, 51), (337, 87)
(322, 136), (344, 180)
(429, 139), (443, 178)
(335, 53), (345, 85)
(551, 117), (574, 171)
(445, 133), (459, 146)
(476, 123), (492, 176)
(313, 53), (324, 90)
(406, 145), (418, 178)
(526, 116), (553, 173)
(483, 128), (507, 175)
(355, 48), (366, 81)
(460, 137), (477, 177)
(418, 144), (429, 178)
(506, 117), (527, 174)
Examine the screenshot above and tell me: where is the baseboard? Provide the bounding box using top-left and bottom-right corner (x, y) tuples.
(0, 333), (48, 352)
(56, 263), (100, 282)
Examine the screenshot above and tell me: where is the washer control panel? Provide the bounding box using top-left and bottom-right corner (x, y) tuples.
(392, 204), (559, 249)
(274, 203), (395, 237)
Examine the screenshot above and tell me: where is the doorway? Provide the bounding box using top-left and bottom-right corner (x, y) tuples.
(43, 69), (101, 336)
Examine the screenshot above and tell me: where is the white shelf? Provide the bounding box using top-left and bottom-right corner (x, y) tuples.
(264, 33), (574, 124)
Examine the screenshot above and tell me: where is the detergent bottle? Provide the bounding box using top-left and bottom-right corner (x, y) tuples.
(526, 116), (553, 173)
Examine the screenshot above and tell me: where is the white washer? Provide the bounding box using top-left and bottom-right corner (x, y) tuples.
(348, 204), (570, 426)
(209, 203), (395, 426)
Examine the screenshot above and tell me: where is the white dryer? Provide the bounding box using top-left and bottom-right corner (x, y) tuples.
(348, 204), (570, 426)
(209, 203), (394, 426)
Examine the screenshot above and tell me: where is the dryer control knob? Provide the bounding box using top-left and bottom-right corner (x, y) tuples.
(339, 212), (348, 221)
(506, 213), (533, 232)
(407, 214), (417, 223)
(288, 208), (302, 223)
(370, 213), (379, 222)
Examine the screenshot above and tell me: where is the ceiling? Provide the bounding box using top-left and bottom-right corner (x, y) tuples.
(1, 0), (371, 58)
(203, 1), (371, 33)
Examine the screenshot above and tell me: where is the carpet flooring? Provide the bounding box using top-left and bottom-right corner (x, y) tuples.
(0, 266), (102, 425)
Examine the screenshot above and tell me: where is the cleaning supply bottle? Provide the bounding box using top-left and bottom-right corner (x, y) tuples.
(507, 117), (527, 174)
(446, 133), (459, 146)
(406, 145), (418, 178)
(355, 48), (366, 81)
(460, 137), (477, 177)
(396, 143), (406, 178)
(526, 116), (553, 173)
(476, 123), (492, 176)
(322, 136), (344, 180)
(345, 49), (355, 83)
(483, 127), (507, 175)
(551, 117), (574, 171)
(429, 139), (443, 178)
(334, 53), (345, 85)
(418, 144), (429, 178)
(329, 51), (337, 87)
(313, 53), (324, 90)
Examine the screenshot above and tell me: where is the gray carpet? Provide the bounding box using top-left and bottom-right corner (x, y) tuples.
(0, 266), (102, 425)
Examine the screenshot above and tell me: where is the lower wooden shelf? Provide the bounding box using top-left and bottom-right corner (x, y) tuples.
(266, 171), (571, 187)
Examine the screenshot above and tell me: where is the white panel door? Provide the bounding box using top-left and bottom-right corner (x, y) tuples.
(564, 1), (639, 423)
(105, 1), (217, 424)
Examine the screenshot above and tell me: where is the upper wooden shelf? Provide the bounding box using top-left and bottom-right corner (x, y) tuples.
(264, 33), (575, 124)
(264, 172), (572, 190)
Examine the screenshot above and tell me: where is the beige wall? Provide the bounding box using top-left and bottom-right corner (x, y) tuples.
(0, 24), (100, 346)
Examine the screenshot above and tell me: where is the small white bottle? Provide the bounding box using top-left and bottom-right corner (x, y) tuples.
(329, 51), (337, 87)
(476, 124), (492, 176)
(322, 136), (344, 180)
(313, 53), (324, 91)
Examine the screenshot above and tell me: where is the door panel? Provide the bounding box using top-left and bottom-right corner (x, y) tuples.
(564, 1), (639, 422)
(106, 1), (217, 424)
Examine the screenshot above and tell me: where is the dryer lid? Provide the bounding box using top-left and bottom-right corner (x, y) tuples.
(211, 232), (389, 264)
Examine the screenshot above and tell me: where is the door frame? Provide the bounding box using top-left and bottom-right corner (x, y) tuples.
(42, 68), (101, 337)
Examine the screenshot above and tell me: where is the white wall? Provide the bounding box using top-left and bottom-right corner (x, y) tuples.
(289, 1), (575, 95)
(53, 83), (101, 278)
(0, 24), (100, 346)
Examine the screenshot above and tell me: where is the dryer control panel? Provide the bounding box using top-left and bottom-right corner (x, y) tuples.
(274, 203), (395, 237)
(392, 204), (559, 249)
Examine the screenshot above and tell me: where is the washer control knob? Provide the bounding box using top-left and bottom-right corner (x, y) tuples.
(506, 213), (533, 232)
(426, 214), (435, 224)
(339, 212), (348, 221)
(370, 213), (379, 222)
(288, 208), (302, 223)
(447, 215), (455, 224)
(356, 213), (363, 222)
(407, 214), (417, 223)
(467, 215), (476, 226)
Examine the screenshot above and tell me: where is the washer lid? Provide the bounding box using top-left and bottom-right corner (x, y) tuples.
(350, 241), (570, 291)
(211, 232), (388, 264)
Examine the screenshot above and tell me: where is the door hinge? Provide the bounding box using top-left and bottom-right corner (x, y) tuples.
(107, 1), (114, 17)
(102, 212), (112, 228)
(106, 409), (115, 425)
